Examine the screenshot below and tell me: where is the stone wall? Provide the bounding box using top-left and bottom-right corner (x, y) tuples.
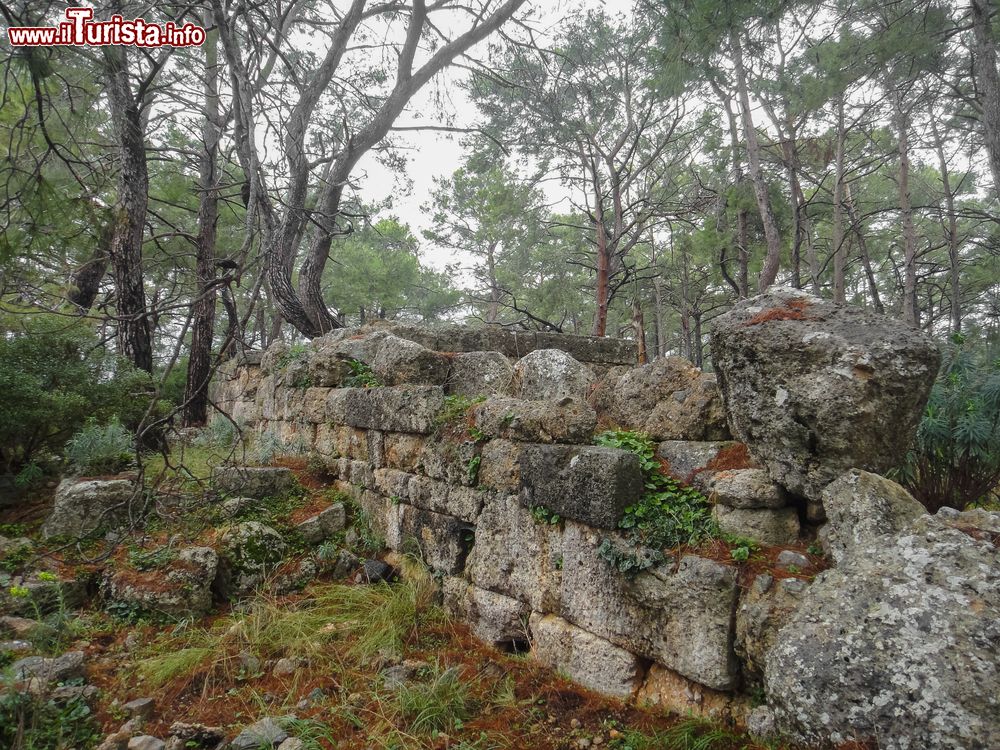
(212, 322), (805, 720)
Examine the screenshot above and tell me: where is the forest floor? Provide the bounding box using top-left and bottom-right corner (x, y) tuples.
(0, 457), (836, 750)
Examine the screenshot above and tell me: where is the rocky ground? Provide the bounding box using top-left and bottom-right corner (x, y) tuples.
(0, 451), (824, 750)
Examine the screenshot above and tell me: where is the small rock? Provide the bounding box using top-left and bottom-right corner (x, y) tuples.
(295, 699), (309, 711)
(775, 550), (810, 570)
(128, 736), (165, 750)
(746, 705), (777, 738)
(272, 657), (298, 677)
(576, 739), (591, 749)
(11, 650), (85, 684)
(120, 718), (144, 736)
(167, 723), (224, 747)
(277, 740), (304, 750)
(238, 651), (261, 675)
(97, 731), (130, 750)
(230, 718), (288, 750)
(0, 615), (39, 637)
(124, 631), (141, 651)
(570, 718), (581, 729)
(123, 697), (156, 720)
(297, 503), (347, 545)
(359, 559), (397, 584)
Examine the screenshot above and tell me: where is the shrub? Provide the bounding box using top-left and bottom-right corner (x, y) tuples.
(0, 313), (160, 473)
(65, 418), (134, 476)
(897, 340), (1000, 512)
(0, 686), (101, 750)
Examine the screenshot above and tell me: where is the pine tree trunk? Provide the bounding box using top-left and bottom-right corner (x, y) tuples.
(972, 0), (1000, 200)
(892, 89), (920, 327)
(930, 116), (962, 333)
(183, 20), (221, 427)
(103, 45), (152, 373)
(832, 95), (847, 304)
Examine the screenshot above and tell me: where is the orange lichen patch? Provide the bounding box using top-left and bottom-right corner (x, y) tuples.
(744, 298), (812, 326)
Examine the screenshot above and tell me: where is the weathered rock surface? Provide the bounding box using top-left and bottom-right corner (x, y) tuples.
(102, 546), (218, 619)
(12, 650), (85, 684)
(519, 445), (643, 529)
(445, 351), (512, 397)
(472, 397), (597, 444)
(711, 287), (940, 500)
(371, 334), (450, 386)
(765, 508), (1000, 748)
(213, 467), (296, 499)
(467, 494), (563, 612)
(529, 613), (644, 698)
(43, 478), (136, 539)
(657, 440), (751, 490)
(559, 523), (739, 690)
(0, 573), (87, 617)
(712, 505), (800, 546)
(442, 578), (530, 648)
(708, 469), (786, 509)
(230, 718), (288, 750)
(385, 503), (472, 575)
(735, 574), (809, 682)
(819, 469), (925, 564)
(296, 503), (347, 544)
(637, 664), (749, 720)
(216, 522), (288, 597)
(510, 349), (595, 401)
(328, 386), (445, 434)
(591, 357), (729, 441)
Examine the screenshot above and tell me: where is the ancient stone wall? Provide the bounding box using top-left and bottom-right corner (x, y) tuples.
(212, 321), (807, 720)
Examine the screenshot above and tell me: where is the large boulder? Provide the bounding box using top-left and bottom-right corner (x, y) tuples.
(42, 478), (137, 539)
(590, 357), (729, 440)
(510, 349), (595, 401)
(763, 494), (1000, 748)
(710, 287), (940, 500)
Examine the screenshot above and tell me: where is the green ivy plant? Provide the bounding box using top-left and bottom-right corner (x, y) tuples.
(594, 430), (718, 553)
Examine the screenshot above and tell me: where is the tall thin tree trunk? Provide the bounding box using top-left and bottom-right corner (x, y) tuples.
(631, 299), (648, 365)
(832, 95), (847, 304)
(486, 241), (500, 324)
(68, 218), (112, 312)
(891, 89), (919, 326)
(930, 116), (962, 333)
(732, 31), (782, 292)
(844, 182), (885, 314)
(184, 20), (221, 427)
(103, 44), (152, 372)
(715, 83), (750, 298)
(972, 0), (1000, 200)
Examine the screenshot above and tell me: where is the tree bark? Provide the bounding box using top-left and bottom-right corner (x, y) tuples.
(67, 221), (112, 312)
(732, 31), (782, 292)
(972, 0), (1000, 200)
(891, 88), (920, 326)
(832, 94), (847, 304)
(183, 19), (221, 427)
(103, 44), (152, 372)
(844, 182), (885, 314)
(930, 116), (962, 333)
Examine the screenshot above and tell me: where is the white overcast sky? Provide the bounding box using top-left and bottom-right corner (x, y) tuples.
(353, 0), (636, 270)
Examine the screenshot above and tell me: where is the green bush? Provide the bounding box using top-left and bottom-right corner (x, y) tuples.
(898, 340), (1000, 512)
(0, 313), (159, 473)
(0, 685), (100, 750)
(65, 418), (134, 476)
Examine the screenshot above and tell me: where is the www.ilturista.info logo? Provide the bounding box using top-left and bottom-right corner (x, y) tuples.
(7, 7), (206, 48)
